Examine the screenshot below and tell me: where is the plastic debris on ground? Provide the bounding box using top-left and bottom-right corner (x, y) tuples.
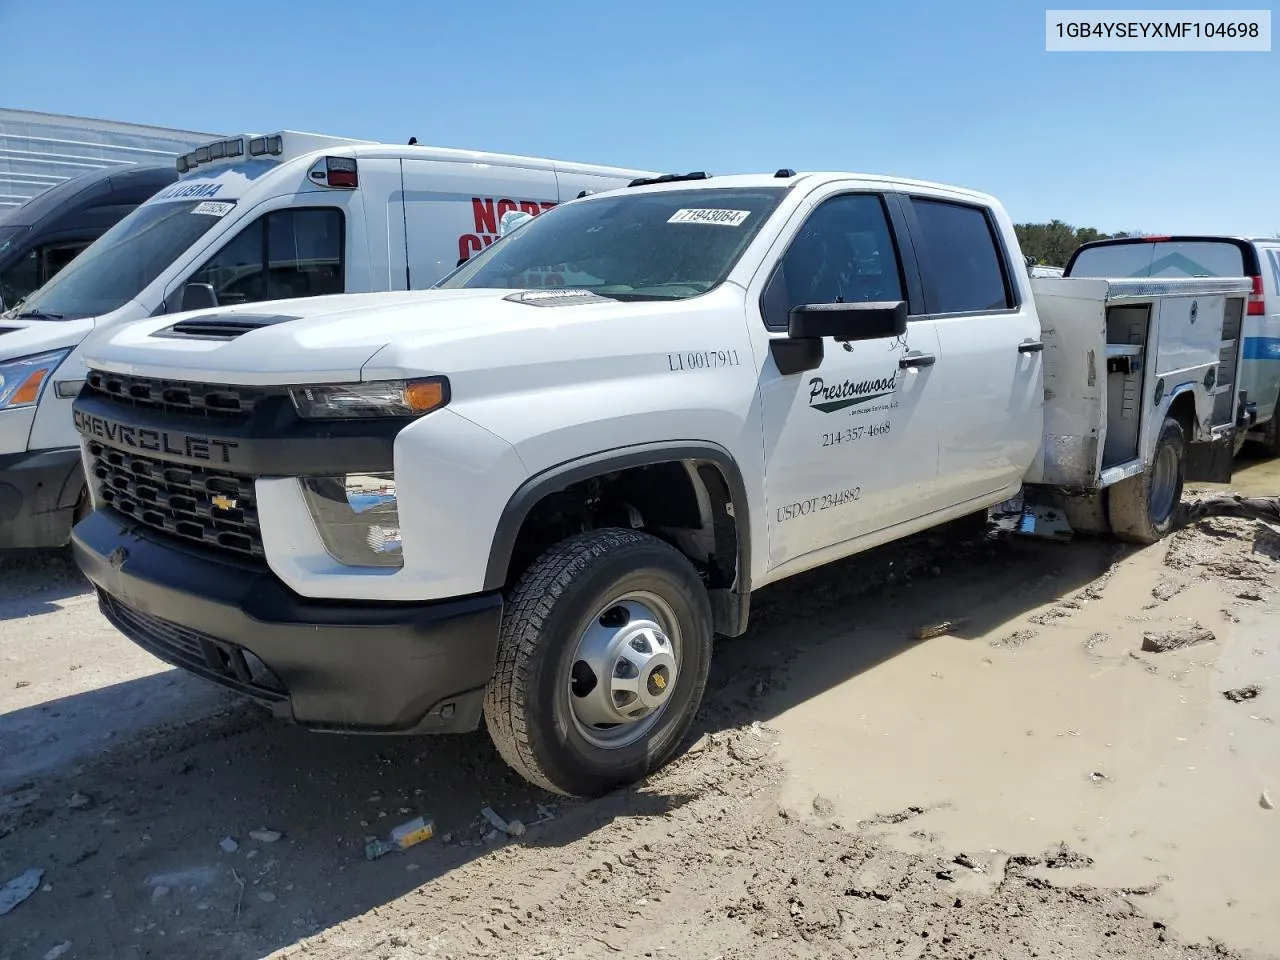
(480, 806), (526, 837)
(0, 867), (44, 916)
(366, 816), (435, 860)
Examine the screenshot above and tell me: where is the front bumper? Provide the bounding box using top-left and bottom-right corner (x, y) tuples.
(0, 447), (85, 549)
(72, 508), (503, 734)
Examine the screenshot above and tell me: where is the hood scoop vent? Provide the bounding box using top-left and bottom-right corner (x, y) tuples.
(0, 327), (19, 336)
(158, 312), (301, 341)
(503, 289), (614, 308)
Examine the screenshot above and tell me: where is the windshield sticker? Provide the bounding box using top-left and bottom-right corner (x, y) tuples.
(191, 201), (235, 217)
(667, 208), (751, 227)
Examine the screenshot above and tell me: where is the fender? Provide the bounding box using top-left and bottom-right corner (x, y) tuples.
(483, 441), (753, 636)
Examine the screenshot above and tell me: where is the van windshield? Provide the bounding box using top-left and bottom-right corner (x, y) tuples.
(1069, 240), (1247, 279)
(13, 200), (235, 320)
(437, 187), (787, 300)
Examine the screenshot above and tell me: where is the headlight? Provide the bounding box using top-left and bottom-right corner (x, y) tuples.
(289, 378), (449, 419)
(0, 349), (71, 411)
(301, 472), (402, 568)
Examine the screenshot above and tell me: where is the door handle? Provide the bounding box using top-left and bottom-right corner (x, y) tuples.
(899, 353), (936, 369)
(1018, 341), (1044, 354)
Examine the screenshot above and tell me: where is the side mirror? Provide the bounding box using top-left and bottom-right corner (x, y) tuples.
(787, 300), (907, 342)
(181, 282), (219, 312)
(499, 210), (534, 237)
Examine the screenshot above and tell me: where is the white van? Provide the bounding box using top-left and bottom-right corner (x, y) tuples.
(0, 131), (655, 548)
(1066, 235), (1280, 456)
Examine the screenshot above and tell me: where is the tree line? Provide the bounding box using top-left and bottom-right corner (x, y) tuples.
(1014, 220), (1147, 268)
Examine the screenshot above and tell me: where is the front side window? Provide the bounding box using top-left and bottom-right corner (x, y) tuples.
(40, 241), (92, 285)
(762, 192), (905, 329)
(911, 198), (1013, 314)
(437, 187), (787, 301)
(13, 200), (236, 320)
(0, 248), (39, 311)
(188, 207), (344, 307)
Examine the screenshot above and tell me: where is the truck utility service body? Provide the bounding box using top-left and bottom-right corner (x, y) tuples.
(70, 171), (1251, 797)
(1066, 235), (1280, 457)
(0, 130), (653, 548)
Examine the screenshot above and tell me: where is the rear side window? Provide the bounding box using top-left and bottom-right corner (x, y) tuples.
(1069, 241), (1246, 279)
(911, 198), (1013, 314)
(188, 207), (344, 307)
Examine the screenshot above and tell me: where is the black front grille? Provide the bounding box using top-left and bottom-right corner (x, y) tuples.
(99, 592), (286, 703)
(87, 441), (264, 560)
(84, 370), (269, 420)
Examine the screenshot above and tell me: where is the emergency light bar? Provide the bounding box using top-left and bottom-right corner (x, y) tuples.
(177, 134), (280, 174)
(175, 131), (377, 176)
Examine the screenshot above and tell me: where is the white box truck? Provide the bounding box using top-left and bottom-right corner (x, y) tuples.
(0, 131), (655, 548)
(69, 170), (1251, 797)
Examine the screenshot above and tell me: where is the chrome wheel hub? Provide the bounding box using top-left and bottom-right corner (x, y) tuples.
(568, 593), (681, 749)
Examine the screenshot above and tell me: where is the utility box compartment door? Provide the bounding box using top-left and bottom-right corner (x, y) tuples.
(1025, 277), (1108, 488)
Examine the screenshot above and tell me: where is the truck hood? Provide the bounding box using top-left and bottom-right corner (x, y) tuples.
(0, 317), (97, 362)
(80, 288), (678, 384)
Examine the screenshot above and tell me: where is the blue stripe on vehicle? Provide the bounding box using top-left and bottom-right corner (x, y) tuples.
(1241, 337), (1280, 361)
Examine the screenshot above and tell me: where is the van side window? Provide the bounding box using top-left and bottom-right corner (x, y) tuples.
(762, 193), (904, 330)
(910, 198), (1013, 314)
(187, 208), (344, 307)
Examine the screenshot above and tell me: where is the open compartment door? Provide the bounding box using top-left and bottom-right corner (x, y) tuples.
(1024, 278), (1109, 489)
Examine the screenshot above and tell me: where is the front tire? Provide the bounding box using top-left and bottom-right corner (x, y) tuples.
(1107, 416), (1186, 544)
(483, 528), (713, 797)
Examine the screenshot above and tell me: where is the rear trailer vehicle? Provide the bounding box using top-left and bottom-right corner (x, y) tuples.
(1066, 235), (1280, 457)
(0, 131), (654, 549)
(70, 171), (1251, 797)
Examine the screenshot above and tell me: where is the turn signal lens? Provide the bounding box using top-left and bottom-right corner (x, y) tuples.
(404, 379), (445, 412)
(0, 349), (71, 411)
(11, 369), (48, 405)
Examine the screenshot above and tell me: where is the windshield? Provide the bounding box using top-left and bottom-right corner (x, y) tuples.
(438, 187), (788, 300)
(15, 200), (235, 320)
(1069, 240), (1246, 279)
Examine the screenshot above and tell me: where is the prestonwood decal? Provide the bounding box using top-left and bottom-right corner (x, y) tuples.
(807, 371), (900, 413)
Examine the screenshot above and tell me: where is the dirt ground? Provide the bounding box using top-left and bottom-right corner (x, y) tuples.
(2, 460), (1278, 960)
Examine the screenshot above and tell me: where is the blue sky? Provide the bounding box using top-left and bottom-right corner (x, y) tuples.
(3, 0), (1276, 235)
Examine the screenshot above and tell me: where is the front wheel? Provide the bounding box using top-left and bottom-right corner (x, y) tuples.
(1107, 416), (1186, 544)
(483, 528), (713, 797)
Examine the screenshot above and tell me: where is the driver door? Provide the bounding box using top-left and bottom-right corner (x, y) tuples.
(752, 189), (943, 572)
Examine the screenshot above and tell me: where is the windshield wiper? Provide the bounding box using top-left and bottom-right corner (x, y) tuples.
(15, 309), (65, 320)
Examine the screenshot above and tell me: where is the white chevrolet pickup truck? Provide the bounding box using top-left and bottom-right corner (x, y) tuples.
(69, 170), (1253, 797)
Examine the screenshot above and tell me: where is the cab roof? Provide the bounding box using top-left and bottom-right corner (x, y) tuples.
(611, 170), (1000, 205)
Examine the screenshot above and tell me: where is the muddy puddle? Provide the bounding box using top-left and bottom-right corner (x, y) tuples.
(768, 496), (1280, 955)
